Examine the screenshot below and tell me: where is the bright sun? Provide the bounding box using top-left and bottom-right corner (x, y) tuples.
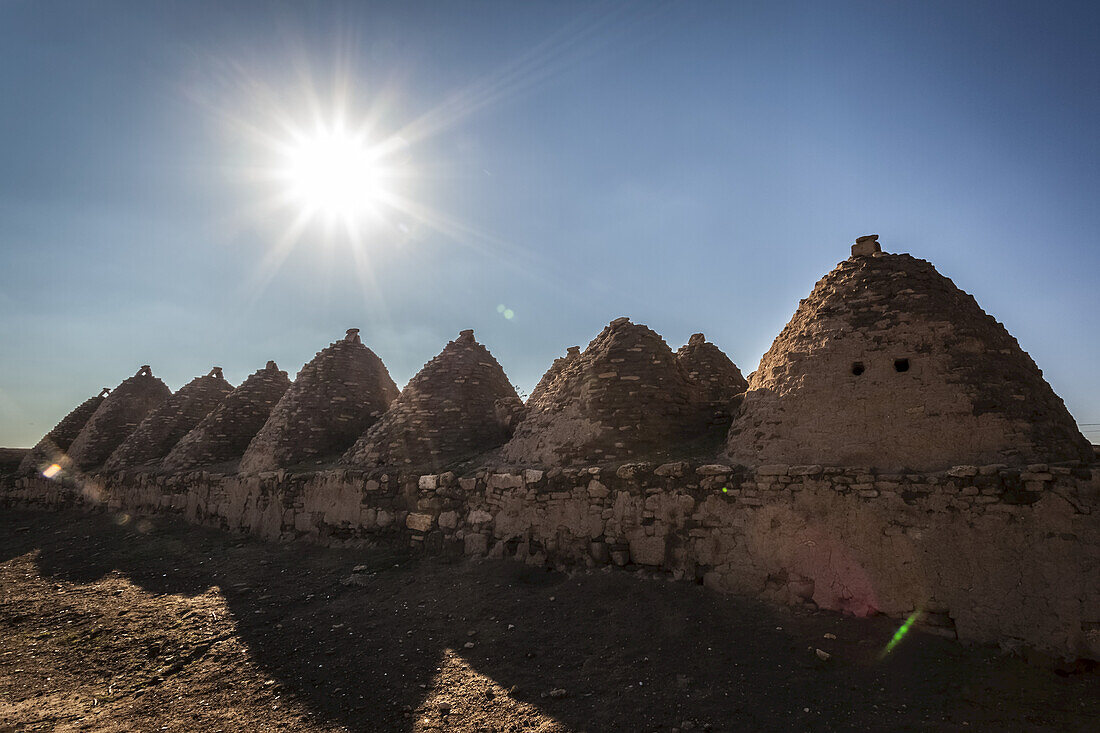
(278, 125), (390, 226)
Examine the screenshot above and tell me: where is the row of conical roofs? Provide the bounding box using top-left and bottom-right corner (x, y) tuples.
(21, 238), (1093, 477)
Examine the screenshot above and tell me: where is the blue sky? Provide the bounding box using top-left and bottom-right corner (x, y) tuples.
(1, 0), (1097, 447)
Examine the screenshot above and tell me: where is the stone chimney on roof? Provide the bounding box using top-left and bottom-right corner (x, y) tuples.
(208, 367), (224, 379)
(345, 328), (361, 344)
(852, 234), (882, 257)
(458, 329), (475, 342)
(688, 333), (706, 346)
(99, 387), (111, 397)
(137, 365), (152, 377)
(566, 346), (581, 357)
(266, 360), (278, 370)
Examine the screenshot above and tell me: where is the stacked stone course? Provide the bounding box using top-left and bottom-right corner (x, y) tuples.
(343, 330), (523, 472)
(105, 368), (234, 471)
(500, 318), (714, 466)
(18, 387), (109, 476)
(239, 329), (399, 473)
(162, 361), (291, 472)
(527, 346), (580, 409)
(675, 332), (748, 428)
(66, 366), (171, 470)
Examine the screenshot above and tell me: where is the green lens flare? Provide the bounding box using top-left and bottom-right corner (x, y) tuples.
(881, 609), (922, 658)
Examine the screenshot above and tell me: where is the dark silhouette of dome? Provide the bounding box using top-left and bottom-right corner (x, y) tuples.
(343, 330), (523, 471)
(162, 361), (291, 471)
(18, 387), (110, 476)
(66, 366), (171, 470)
(105, 367), (233, 471)
(676, 333), (748, 430)
(500, 318), (712, 466)
(239, 329), (399, 473)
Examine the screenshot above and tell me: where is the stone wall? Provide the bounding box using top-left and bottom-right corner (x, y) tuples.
(5, 458), (1097, 662)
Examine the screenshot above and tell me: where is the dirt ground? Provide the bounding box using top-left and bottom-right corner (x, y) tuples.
(0, 508), (1097, 732)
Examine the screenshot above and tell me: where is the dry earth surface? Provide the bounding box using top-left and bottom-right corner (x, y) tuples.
(0, 508), (1097, 732)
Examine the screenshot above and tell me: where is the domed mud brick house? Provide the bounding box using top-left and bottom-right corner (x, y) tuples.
(104, 367), (234, 471)
(239, 329), (399, 473)
(724, 236), (1093, 471)
(343, 330), (523, 471)
(501, 317), (715, 466)
(66, 366), (172, 471)
(675, 332), (749, 428)
(527, 345), (580, 408)
(162, 361), (291, 472)
(18, 387), (110, 476)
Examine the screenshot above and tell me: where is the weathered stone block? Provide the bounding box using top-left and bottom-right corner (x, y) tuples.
(947, 465), (979, 478)
(406, 512), (434, 532)
(654, 461), (687, 477)
(464, 533), (488, 556)
(588, 479), (609, 499)
(489, 473), (523, 490)
(757, 464), (788, 476)
(790, 464), (823, 476)
(467, 509), (493, 525)
(629, 535), (666, 566)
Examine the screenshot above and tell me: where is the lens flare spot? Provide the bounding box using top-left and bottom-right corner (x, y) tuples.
(496, 304), (506, 313)
(41, 463), (62, 479)
(503, 309), (515, 320)
(721, 487), (728, 493)
(114, 513), (131, 526)
(880, 609), (923, 658)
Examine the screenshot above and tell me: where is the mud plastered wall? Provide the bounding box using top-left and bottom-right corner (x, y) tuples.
(6, 460), (1097, 662)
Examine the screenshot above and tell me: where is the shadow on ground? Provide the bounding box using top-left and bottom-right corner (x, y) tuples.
(1, 508), (1097, 732)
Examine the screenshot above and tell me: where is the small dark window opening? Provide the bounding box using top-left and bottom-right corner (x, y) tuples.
(851, 362), (865, 376)
(894, 358), (910, 373)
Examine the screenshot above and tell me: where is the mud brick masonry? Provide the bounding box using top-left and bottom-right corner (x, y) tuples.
(4, 237), (1097, 663)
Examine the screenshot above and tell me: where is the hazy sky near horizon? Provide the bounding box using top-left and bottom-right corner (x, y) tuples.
(1, 0), (1098, 447)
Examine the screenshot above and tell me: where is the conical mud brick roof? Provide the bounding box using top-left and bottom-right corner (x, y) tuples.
(66, 366), (172, 470)
(343, 330), (523, 471)
(527, 346), (580, 409)
(676, 333), (748, 418)
(105, 368), (234, 471)
(239, 329), (399, 473)
(18, 387), (110, 476)
(725, 237), (1093, 471)
(500, 318), (712, 466)
(162, 361), (291, 472)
